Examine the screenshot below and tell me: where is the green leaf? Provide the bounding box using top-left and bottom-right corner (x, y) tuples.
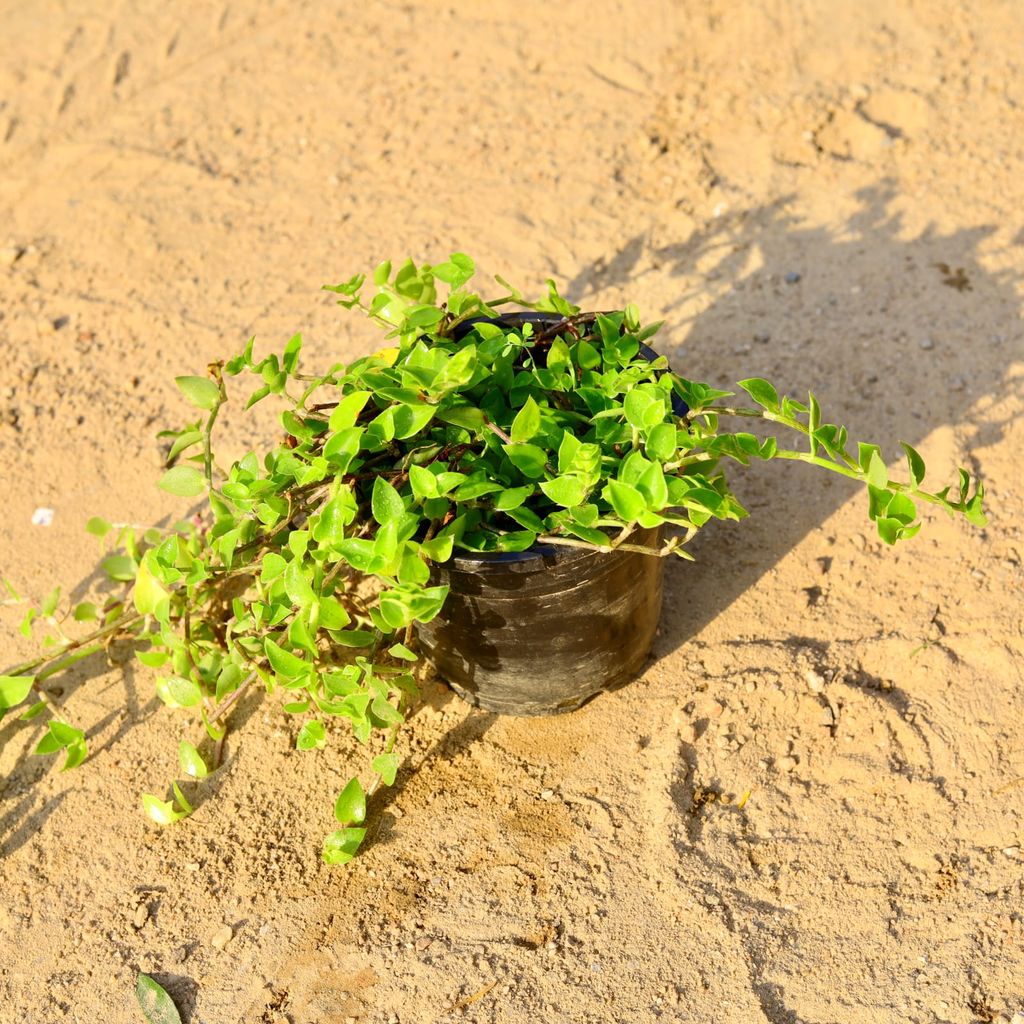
(101, 554), (137, 582)
(372, 751), (400, 785)
(624, 390), (663, 431)
(39, 586), (60, 617)
(159, 465), (206, 498)
(409, 464), (439, 500)
(493, 485), (534, 511)
(329, 391), (372, 431)
(644, 422), (677, 462)
(510, 396), (541, 442)
(141, 794), (187, 826)
(435, 344), (477, 392)
(539, 476), (587, 508)
(605, 479), (646, 521)
(73, 601), (97, 622)
(171, 781), (194, 814)
(282, 332), (303, 373)
(503, 443), (549, 479)
(322, 827), (367, 865)
(134, 553), (169, 619)
(0, 675), (34, 711)
(265, 639), (308, 680)
(737, 378), (780, 412)
(136, 974), (184, 1024)
(284, 560), (316, 609)
(260, 552), (288, 582)
(85, 516), (112, 538)
(334, 777), (367, 825)
(175, 375), (221, 411)
(420, 534), (454, 562)
(331, 629), (376, 648)
(636, 462), (669, 510)
(156, 676), (203, 709)
(867, 451), (888, 489)
(388, 642), (418, 661)
(372, 476), (405, 525)
(405, 304), (445, 328)
(178, 741), (208, 779)
(901, 442), (926, 487)
(392, 402), (436, 439)
(297, 720), (327, 751)
(431, 252), (475, 289)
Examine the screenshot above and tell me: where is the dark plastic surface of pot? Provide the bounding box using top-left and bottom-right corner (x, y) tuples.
(416, 527), (664, 716)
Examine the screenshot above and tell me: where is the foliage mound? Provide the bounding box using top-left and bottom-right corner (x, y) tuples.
(1, 254), (986, 862)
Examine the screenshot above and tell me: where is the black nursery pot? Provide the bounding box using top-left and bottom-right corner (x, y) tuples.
(415, 311), (677, 716)
(416, 527), (664, 716)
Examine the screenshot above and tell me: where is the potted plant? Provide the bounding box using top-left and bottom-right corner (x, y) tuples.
(0, 253), (987, 864)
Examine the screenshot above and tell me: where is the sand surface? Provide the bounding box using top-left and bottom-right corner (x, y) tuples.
(1, 2), (1023, 1022)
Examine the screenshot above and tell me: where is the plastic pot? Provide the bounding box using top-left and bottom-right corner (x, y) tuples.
(415, 311), (676, 715)
(416, 526), (664, 715)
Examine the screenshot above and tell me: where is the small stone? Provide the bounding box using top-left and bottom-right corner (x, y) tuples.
(52, 315), (70, 331)
(777, 756), (798, 772)
(821, 706), (836, 726)
(680, 723), (698, 744)
(753, 331), (771, 344)
(1002, 846), (1021, 858)
(539, 789), (554, 801)
(31, 507), (55, 526)
(919, 335), (935, 350)
(708, 702), (724, 719)
(784, 271), (802, 284)
(0, 246), (23, 268)
(804, 670), (825, 693)
(211, 924), (233, 950)
(415, 936), (433, 951)
(133, 904), (149, 929)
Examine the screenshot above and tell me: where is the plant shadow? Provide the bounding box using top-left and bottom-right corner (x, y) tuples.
(565, 182), (1019, 662)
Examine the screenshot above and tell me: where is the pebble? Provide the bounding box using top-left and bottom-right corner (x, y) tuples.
(1002, 846), (1020, 858)
(133, 904), (149, 929)
(680, 723), (698, 744)
(784, 271), (802, 284)
(805, 670), (825, 693)
(708, 702), (724, 719)
(777, 756), (799, 773)
(211, 924), (233, 950)
(539, 789), (554, 801)
(919, 335), (935, 350)
(31, 507), (55, 527)
(0, 246), (23, 267)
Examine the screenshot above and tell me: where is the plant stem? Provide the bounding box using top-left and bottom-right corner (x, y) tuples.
(2, 611), (145, 681)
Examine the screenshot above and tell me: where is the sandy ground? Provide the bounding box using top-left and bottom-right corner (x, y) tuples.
(1, 1), (1023, 1022)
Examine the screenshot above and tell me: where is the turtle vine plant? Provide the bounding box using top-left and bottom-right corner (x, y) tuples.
(0, 254), (987, 864)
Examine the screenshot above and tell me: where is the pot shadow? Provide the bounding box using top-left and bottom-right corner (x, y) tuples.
(566, 182), (1020, 666)
(364, 679), (499, 849)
